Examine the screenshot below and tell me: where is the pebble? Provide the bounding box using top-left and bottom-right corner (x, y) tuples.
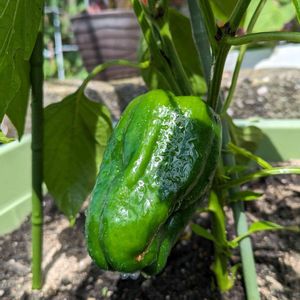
(61, 277), (71, 285)
(107, 290), (113, 297)
(6, 259), (29, 275)
(265, 275), (284, 291)
(0, 290), (4, 297)
(257, 86), (268, 96)
(141, 279), (152, 289)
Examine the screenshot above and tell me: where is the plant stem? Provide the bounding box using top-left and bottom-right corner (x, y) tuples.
(222, 0), (267, 113)
(208, 40), (260, 300)
(224, 32), (300, 46)
(222, 121), (260, 300)
(188, 0), (212, 85)
(227, 142), (272, 169)
(219, 3), (267, 296)
(158, 21), (193, 95)
(80, 59), (150, 92)
(221, 45), (246, 113)
(220, 167), (300, 189)
(30, 30), (44, 290)
(228, 0), (252, 31)
(197, 0), (218, 52)
(208, 45), (230, 111)
(132, 0), (182, 95)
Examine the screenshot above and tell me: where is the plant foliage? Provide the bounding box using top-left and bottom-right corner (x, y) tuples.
(0, 0), (43, 137)
(44, 89), (112, 222)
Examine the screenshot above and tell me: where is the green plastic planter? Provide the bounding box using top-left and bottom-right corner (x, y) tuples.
(0, 119), (299, 236)
(0, 135), (31, 236)
(235, 119), (300, 161)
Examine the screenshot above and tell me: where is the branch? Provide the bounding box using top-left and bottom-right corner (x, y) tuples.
(223, 32), (300, 46)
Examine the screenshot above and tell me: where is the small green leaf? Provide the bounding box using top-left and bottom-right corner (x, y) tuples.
(229, 190), (263, 203)
(227, 142), (272, 169)
(0, 130), (14, 144)
(220, 167), (300, 189)
(44, 90), (112, 221)
(248, 220), (300, 234)
(293, 0), (300, 23)
(223, 164), (248, 175)
(209, 0), (238, 23)
(249, 220), (283, 232)
(191, 223), (218, 244)
(229, 220), (300, 247)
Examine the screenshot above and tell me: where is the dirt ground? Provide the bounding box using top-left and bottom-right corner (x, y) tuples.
(2, 68), (300, 137)
(1, 162), (300, 300)
(1, 69), (300, 299)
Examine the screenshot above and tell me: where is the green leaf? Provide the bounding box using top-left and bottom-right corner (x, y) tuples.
(44, 90), (112, 222)
(293, 0), (300, 23)
(188, 0), (215, 74)
(229, 190), (263, 203)
(223, 164), (248, 175)
(227, 116), (264, 164)
(0, 0), (43, 137)
(6, 58), (30, 137)
(209, 0), (295, 30)
(209, 0), (238, 23)
(229, 220), (300, 247)
(135, 2), (180, 94)
(168, 9), (207, 95)
(188, 0), (212, 85)
(140, 9), (206, 95)
(249, 220), (283, 232)
(227, 142), (272, 169)
(244, 0), (295, 32)
(220, 166), (300, 189)
(191, 223), (218, 244)
(0, 130), (14, 144)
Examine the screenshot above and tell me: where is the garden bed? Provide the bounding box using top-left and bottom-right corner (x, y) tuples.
(3, 68), (300, 137)
(1, 68), (300, 299)
(0, 164), (299, 299)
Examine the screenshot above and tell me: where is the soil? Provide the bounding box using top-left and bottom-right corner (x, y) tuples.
(222, 69), (300, 119)
(2, 68), (300, 136)
(1, 69), (300, 299)
(0, 164), (300, 300)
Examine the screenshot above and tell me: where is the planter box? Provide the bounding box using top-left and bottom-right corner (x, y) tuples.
(225, 48), (273, 72)
(71, 10), (141, 81)
(225, 44), (300, 72)
(1, 120), (299, 236)
(0, 135), (31, 236)
(235, 119), (300, 161)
